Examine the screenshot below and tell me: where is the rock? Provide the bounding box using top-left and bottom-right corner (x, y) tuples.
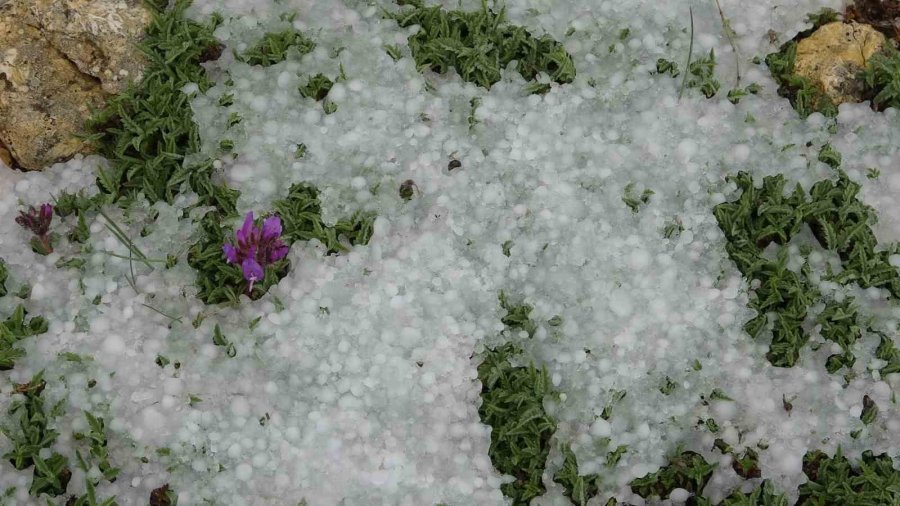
(21, 0), (152, 95)
(0, 0), (151, 171)
(794, 21), (887, 105)
(846, 0), (900, 39)
(0, 141), (13, 168)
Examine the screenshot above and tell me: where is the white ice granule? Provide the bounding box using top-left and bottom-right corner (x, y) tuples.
(0, 0), (897, 504)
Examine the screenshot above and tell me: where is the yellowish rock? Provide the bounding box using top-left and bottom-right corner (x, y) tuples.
(0, 141), (13, 168)
(21, 0), (152, 94)
(0, 0), (150, 171)
(794, 21), (886, 105)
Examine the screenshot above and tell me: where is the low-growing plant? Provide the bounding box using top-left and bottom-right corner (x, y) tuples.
(685, 49), (720, 98)
(0, 305), (50, 370)
(237, 29), (315, 67)
(553, 446), (600, 506)
(817, 143), (842, 169)
(862, 43), (900, 111)
(86, 0), (236, 211)
(478, 294), (558, 504)
(721, 481), (787, 506)
(272, 183), (375, 251)
(629, 450), (716, 500)
(0, 258), (7, 297)
(299, 73), (335, 101)
(188, 183), (374, 304)
(766, 40), (837, 118)
(478, 342), (557, 504)
(798, 449), (900, 505)
(622, 183), (654, 213)
(714, 170), (900, 371)
(1, 374), (72, 498)
(388, 0), (575, 91)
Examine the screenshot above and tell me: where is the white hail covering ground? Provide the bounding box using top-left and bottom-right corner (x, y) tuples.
(0, 0), (898, 504)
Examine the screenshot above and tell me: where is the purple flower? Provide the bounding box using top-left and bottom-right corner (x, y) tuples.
(222, 212), (289, 294)
(16, 203), (54, 255)
(16, 203), (53, 237)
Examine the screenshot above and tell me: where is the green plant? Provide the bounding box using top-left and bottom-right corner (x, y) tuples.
(817, 143), (842, 168)
(0, 305), (50, 370)
(817, 301), (861, 374)
(656, 58), (680, 78)
(388, 0), (575, 91)
(763, 10), (842, 117)
(553, 446), (600, 506)
(685, 49), (720, 98)
(0, 257), (7, 297)
(629, 450), (716, 500)
(1, 374), (72, 498)
(862, 43), (900, 110)
(299, 73), (335, 101)
(272, 183), (375, 251)
(74, 412), (120, 484)
(187, 183), (374, 304)
(186, 214), (289, 304)
(712, 171), (900, 370)
(622, 183), (654, 213)
(478, 342), (557, 504)
(86, 0), (237, 213)
(765, 41), (837, 118)
(721, 481), (787, 506)
(212, 324), (237, 357)
(237, 29), (316, 67)
(497, 291), (537, 338)
(797, 449), (900, 505)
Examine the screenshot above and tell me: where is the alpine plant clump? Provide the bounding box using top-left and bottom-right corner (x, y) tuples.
(222, 212), (290, 295)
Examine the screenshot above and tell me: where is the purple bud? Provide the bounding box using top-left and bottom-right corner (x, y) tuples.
(222, 243), (239, 264)
(236, 212), (255, 245)
(268, 241), (289, 263)
(16, 203), (53, 239)
(40, 203), (53, 223)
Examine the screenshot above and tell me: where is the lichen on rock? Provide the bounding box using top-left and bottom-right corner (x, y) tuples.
(794, 21), (886, 105)
(0, 0), (151, 171)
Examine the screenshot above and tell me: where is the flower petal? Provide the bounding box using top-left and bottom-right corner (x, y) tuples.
(261, 215), (283, 242)
(40, 203), (54, 223)
(222, 243), (239, 264)
(268, 242), (289, 263)
(236, 211), (255, 244)
(241, 258), (264, 282)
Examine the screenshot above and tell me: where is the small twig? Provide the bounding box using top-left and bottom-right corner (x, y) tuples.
(679, 7), (695, 100)
(714, 0), (741, 88)
(140, 303), (183, 323)
(96, 209), (153, 268)
(99, 251), (169, 263)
